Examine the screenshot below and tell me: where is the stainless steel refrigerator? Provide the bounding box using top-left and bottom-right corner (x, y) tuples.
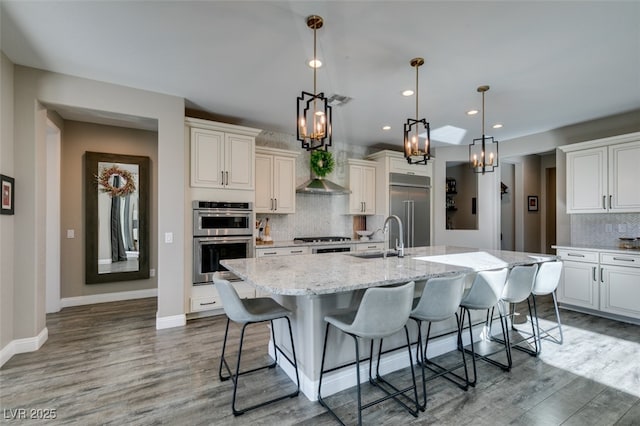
(389, 173), (431, 248)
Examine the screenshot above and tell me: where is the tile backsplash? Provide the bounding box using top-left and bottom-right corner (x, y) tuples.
(570, 213), (640, 246)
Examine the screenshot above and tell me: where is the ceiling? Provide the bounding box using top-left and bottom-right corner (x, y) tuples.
(2, 1), (639, 149)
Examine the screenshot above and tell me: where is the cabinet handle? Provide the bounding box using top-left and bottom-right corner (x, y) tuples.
(199, 301), (217, 306)
(290, 250), (303, 254)
(600, 267), (604, 283)
(263, 251), (277, 255)
(592, 266), (596, 282)
(613, 257), (635, 262)
(603, 195), (606, 209)
(609, 195), (612, 209)
(367, 245), (377, 249)
(567, 253), (585, 257)
(274, 198), (278, 211)
(225, 171), (229, 186)
(270, 198), (274, 210)
(222, 171), (225, 185)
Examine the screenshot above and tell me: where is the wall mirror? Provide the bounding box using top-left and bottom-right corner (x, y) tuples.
(85, 151), (150, 284)
(445, 161), (478, 230)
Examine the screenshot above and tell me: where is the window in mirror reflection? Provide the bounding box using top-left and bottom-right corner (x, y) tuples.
(445, 161), (478, 230)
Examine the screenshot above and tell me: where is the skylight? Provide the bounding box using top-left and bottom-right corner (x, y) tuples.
(429, 125), (467, 145)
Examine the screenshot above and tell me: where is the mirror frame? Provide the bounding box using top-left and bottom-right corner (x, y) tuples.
(85, 151), (150, 284)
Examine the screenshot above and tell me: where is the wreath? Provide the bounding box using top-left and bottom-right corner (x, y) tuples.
(310, 150), (335, 178)
(97, 165), (136, 198)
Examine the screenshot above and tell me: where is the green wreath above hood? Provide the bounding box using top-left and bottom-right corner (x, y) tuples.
(310, 150), (335, 178)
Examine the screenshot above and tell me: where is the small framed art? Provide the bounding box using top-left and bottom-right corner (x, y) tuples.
(1, 174), (15, 215)
(527, 195), (538, 212)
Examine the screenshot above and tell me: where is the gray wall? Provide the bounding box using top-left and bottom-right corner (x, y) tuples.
(60, 121), (158, 298)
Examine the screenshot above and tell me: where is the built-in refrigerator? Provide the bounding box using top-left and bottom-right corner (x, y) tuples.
(389, 173), (431, 248)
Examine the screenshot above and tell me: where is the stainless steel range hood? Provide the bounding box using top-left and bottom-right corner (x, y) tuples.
(296, 177), (351, 194)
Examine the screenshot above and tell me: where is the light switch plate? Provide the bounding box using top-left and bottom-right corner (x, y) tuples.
(164, 232), (173, 243)
(66, 229), (75, 239)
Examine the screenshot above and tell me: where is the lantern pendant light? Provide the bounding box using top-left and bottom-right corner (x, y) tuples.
(469, 85), (499, 174)
(297, 15), (332, 151)
(403, 57), (431, 165)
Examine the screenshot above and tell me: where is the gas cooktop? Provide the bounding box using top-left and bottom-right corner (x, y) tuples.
(294, 236), (352, 243)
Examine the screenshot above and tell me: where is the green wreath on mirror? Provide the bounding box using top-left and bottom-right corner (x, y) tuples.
(310, 150), (335, 178)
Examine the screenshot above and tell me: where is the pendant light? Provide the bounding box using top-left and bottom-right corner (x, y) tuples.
(403, 57), (431, 165)
(469, 85), (499, 174)
(297, 15), (332, 151)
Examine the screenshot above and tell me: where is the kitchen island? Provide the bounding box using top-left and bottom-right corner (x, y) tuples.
(222, 245), (555, 400)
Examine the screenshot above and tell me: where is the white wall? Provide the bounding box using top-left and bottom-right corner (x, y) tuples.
(12, 65), (185, 341)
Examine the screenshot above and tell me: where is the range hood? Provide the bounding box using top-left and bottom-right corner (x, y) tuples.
(296, 177), (350, 195)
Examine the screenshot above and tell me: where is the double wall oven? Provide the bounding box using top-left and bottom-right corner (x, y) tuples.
(192, 201), (254, 284)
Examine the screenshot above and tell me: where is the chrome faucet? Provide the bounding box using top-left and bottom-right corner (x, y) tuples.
(383, 214), (404, 258)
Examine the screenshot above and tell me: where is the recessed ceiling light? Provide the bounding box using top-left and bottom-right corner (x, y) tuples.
(402, 90), (414, 97)
(467, 109), (479, 115)
(382, 125), (391, 131)
(308, 59), (322, 68)
(492, 123), (503, 129)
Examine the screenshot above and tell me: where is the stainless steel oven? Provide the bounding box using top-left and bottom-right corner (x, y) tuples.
(193, 201), (254, 284)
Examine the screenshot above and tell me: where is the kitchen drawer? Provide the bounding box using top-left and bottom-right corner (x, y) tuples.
(190, 282), (255, 312)
(556, 249), (598, 263)
(256, 246), (310, 257)
(354, 242), (385, 252)
(191, 295), (222, 312)
(600, 252), (640, 268)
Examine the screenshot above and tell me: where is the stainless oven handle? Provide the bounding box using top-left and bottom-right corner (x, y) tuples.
(195, 236), (254, 243)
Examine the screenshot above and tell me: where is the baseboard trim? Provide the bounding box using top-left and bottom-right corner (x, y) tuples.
(60, 288), (157, 308)
(1, 327), (48, 368)
(156, 313), (186, 330)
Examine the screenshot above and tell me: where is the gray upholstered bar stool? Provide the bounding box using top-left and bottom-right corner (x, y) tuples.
(517, 261), (564, 354)
(496, 264), (539, 357)
(318, 281), (419, 426)
(458, 268), (509, 386)
(214, 278), (299, 416)
(410, 274), (469, 411)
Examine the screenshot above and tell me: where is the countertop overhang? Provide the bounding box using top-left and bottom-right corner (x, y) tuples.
(222, 245), (556, 296)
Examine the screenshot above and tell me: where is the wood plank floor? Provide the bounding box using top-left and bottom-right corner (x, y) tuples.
(1, 296), (639, 425)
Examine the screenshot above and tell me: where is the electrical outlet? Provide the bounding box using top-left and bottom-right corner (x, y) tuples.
(618, 224), (627, 233)
(66, 229), (75, 239)
(150, 269), (156, 277)
(164, 232), (173, 243)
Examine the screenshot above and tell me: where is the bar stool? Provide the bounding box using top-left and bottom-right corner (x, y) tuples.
(410, 274), (468, 411)
(318, 281), (419, 426)
(458, 268), (509, 386)
(495, 264), (539, 357)
(214, 278), (300, 416)
(514, 261), (564, 354)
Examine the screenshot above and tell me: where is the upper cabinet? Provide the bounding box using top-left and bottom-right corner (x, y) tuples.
(563, 132), (640, 213)
(255, 147), (299, 214)
(348, 159), (376, 215)
(186, 118), (261, 190)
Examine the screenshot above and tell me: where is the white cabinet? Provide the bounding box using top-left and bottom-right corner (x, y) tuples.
(599, 253), (640, 318)
(348, 159), (376, 215)
(255, 246), (310, 257)
(556, 248), (640, 321)
(190, 282), (255, 313)
(186, 117), (261, 190)
(563, 133), (640, 213)
(255, 147), (299, 214)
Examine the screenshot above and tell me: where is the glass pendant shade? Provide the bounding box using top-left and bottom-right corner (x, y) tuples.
(403, 57), (431, 165)
(297, 15), (332, 151)
(469, 85), (499, 174)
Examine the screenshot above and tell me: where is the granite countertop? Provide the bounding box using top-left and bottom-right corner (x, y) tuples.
(553, 245), (640, 255)
(223, 245), (556, 296)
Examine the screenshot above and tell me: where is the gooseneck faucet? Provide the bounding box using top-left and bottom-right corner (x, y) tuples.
(383, 214), (404, 258)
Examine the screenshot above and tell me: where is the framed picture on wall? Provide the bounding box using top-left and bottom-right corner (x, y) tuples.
(527, 195), (538, 212)
(1, 174), (15, 215)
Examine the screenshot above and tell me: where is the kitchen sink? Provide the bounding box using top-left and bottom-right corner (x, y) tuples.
(349, 251), (399, 259)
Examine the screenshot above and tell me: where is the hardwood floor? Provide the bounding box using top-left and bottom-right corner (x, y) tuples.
(1, 296), (639, 425)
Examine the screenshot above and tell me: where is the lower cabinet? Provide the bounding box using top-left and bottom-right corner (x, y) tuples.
(354, 242), (385, 253)
(557, 248), (640, 320)
(255, 246), (311, 257)
(190, 281), (255, 313)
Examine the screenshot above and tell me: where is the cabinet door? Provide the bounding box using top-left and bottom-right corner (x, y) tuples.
(600, 265), (640, 319)
(362, 165), (376, 214)
(225, 133), (254, 190)
(190, 128), (224, 188)
(349, 165), (365, 214)
(566, 147), (607, 213)
(255, 154), (274, 213)
(557, 260), (598, 309)
(273, 156), (296, 214)
(608, 141), (640, 212)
